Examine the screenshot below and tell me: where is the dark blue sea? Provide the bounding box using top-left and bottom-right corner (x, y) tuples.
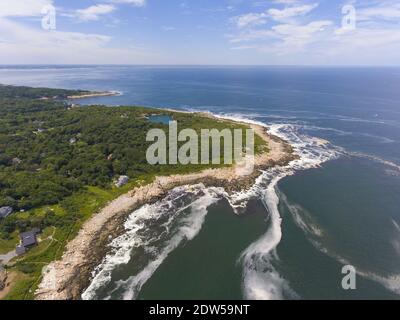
(1, 65), (400, 300)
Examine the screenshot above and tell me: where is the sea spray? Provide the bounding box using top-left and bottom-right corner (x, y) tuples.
(228, 120), (341, 300)
(82, 116), (342, 300)
(207, 114), (342, 300)
(82, 184), (223, 300)
(239, 173), (297, 300)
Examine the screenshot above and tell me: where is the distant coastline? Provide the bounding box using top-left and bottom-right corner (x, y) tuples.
(67, 90), (121, 99)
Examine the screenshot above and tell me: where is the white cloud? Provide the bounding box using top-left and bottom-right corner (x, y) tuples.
(228, 0), (400, 65)
(272, 20), (332, 37)
(107, 0), (146, 6)
(1, 0), (399, 65)
(0, 0), (53, 17)
(67, 0), (147, 22)
(0, 17), (110, 47)
(232, 3), (318, 28)
(229, 1), (328, 52)
(273, 0), (299, 3)
(0, 0), (152, 64)
(0, 17), (156, 64)
(75, 4), (116, 22)
(333, 27), (400, 49)
(314, 26), (400, 65)
(358, 3), (400, 21)
(272, 20), (332, 51)
(230, 19), (332, 54)
(268, 3), (319, 22)
(233, 13), (267, 28)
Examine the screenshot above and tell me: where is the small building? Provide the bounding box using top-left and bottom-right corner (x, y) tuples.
(15, 246), (26, 256)
(19, 228), (41, 251)
(0, 207), (13, 219)
(115, 175), (129, 188)
(21, 232), (37, 248)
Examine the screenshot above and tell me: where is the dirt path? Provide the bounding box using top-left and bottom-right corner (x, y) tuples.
(0, 271), (17, 300)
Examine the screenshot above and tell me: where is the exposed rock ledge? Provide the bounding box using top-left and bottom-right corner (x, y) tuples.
(35, 121), (296, 300)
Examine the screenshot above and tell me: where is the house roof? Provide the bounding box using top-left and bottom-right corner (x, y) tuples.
(21, 233), (37, 247)
(16, 245), (26, 256)
(0, 207), (13, 219)
(20, 229), (40, 247)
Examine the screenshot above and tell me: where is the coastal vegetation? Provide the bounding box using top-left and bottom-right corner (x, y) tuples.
(0, 85), (267, 299)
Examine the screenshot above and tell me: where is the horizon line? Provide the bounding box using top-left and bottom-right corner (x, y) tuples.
(1, 64), (400, 68)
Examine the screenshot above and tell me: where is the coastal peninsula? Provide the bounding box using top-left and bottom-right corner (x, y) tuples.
(0, 85), (295, 300)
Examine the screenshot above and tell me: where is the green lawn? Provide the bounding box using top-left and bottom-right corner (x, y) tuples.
(0, 232), (19, 255)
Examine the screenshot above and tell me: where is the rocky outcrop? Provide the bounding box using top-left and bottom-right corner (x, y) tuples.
(35, 123), (297, 300)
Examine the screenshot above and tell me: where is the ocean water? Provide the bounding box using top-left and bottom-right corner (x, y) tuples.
(1, 65), (400, 300)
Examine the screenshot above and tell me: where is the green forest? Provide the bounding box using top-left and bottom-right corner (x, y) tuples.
(0, 84), (266, 299)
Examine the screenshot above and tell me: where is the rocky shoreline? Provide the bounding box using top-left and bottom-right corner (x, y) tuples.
(35, 118), (297, 300)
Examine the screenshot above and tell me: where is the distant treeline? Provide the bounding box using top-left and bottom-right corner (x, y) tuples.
(0, 84), (89, 100)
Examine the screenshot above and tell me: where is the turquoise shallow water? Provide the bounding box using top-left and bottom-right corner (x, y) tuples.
(1, 66), (400, 299)
(148, 114), (173, 125)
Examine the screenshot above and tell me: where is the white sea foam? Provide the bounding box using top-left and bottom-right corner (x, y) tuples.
(240, 174), (297, 300)
(349, 151), (400, 173)
(391, 220), (400, 256)
(82, 111), (399, 300)
(211, 114), (343, 300)
(327, 250), (400, 295)
(262, 121), (400, 297)
(393, 219), (400, 233)
(280, 192), (323, 238)
(82, 184), (222, 300)
(225, 119), (340, 300)
(121, 191), (218, 300)
(282, 193), (400, 296)
(83, 112), (340, 301)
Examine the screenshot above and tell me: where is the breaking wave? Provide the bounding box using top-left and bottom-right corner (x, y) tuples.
(237, 120), (400, 299)
(216, 116), (341, 300)
(348, 151), (400, 173)
(82, 184), (223, 300)
(83, 112), (399, 300)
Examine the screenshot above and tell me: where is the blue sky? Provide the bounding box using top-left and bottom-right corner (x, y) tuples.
(0, 0), (400, 65)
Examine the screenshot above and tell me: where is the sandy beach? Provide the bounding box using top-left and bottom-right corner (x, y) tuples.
(35, 116), (296, 300)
